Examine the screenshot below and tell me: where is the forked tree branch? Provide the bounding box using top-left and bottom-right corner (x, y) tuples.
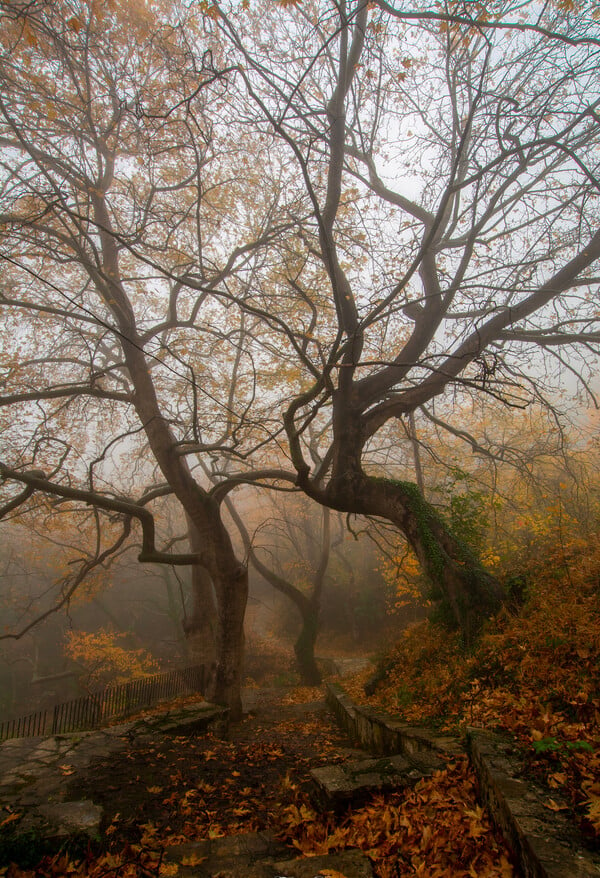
(0, 518), (133, 641)
(0, 464), (204, 565)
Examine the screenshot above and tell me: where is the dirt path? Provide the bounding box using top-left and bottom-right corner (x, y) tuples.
(2, 687), (518, 876)
(66, 687), (353, 851)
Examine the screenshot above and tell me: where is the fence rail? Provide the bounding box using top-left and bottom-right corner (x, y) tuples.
(0, 665), (206, 742)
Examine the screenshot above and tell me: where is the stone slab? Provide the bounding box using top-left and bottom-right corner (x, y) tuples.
(137, 703), (228, 736)
(164, 834), (374, 878)
(311, 751), (443, 808)
(37, 799), (103, 838)
(163, 831), (289, 877)
(273, 848), (374, 877)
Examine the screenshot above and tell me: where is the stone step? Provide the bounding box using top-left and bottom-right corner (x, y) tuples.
(310, 750), (445, 809)
(138, 703), (228, 737)
(163, 832), (373, 877)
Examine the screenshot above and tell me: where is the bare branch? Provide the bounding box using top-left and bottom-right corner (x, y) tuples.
(0, 465), (204, 566)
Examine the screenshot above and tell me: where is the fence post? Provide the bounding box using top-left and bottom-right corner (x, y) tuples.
(1, 665), (206, 740)
(51, 703), (59, 735)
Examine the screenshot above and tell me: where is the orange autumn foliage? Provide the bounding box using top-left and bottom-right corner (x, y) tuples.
(65, 629), (159, 689)
(274, 760), (513, 878)
(355, 535), (600, 845)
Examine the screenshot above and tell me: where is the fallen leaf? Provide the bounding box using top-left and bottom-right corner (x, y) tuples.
(544, 798), (567, 812)
(181, 853), (207, 866)
(104, 812), (121, 836)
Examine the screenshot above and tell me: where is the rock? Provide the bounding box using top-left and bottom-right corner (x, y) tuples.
(37, 799), (103, 838)
(310, 752), (444, 809)
(2, 798), (105, 865)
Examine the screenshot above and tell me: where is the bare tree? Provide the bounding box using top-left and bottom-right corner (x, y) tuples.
(0, 0), (289, 717)
(215, 0), (600, 638)
(2, 0), (600, 727)
(230, 495), (332, 686)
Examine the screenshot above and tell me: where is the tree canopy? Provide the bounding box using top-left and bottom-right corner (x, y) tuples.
(1, 0), (599, 710)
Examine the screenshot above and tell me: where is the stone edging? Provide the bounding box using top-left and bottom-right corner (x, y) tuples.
(325, 681), (462, 757)
(325, 682), (600, 878)
(468, 729), (599, 878)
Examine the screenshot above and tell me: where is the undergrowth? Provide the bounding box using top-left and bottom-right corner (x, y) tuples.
(348, 566), (600, 847)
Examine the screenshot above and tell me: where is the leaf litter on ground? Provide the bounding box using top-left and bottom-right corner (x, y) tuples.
(0, 686), (515, 877)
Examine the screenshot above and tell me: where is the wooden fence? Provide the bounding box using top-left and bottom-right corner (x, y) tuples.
(0, 665), (206, 742)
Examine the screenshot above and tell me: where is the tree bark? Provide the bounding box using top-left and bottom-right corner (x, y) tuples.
(355, 476), (504, 642)
(294, 601), (322, 685)
(182, 518), (218, 671)
(183, 564), (218, 671)
(210, 564), (248, 721)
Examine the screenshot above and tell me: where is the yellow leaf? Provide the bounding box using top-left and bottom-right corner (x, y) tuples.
(544, 798), (567, 812)
(0, 812), (21, 829)
(181, 854), (207, 866)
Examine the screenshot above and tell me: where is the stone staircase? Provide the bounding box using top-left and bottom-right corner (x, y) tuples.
(326, 683), (600, 878)
(310, 748), (445, 810)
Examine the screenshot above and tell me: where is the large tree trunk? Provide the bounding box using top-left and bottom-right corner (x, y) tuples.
(294, 600), (322, 686)
(190, 502), (248, 721)
(293, 507), (330, 685)
(360, 476), (504, 642)
(210, 565), (248, 721)
(182, 518), (218, 671)
(183, 564), (218, 671)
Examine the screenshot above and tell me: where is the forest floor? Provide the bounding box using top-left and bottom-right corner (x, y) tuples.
(1, 685), (516, 878)
(345, 574), (600, 857)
